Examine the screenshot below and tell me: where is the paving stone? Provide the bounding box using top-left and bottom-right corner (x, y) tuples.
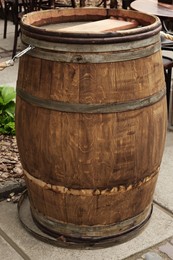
(0, 20), (15, 36)
(0, 58), (18, 87)
(142, 252), (163, 260)
(0, 235), (23, 260)
(0, 202), (173, 260)
(154, 131), (173, 214)
(159, 242), (173, 259)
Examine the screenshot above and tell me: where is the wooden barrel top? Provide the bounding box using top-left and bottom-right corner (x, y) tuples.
(21, 8), (161, 43)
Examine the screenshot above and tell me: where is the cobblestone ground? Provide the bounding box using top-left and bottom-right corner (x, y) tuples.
(125, 236), (173, 260)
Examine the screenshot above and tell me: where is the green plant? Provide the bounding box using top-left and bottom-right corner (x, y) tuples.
(0, 86), (16, 135)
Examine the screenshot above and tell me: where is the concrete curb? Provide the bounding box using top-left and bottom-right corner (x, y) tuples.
(0, 179), (26, 199)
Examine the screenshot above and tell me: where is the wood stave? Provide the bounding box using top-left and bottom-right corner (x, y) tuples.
(16, 8), (167, 239)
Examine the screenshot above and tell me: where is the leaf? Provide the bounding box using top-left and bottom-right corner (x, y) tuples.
(0, 127), (6, 134)
(3, 122), (15, 135)
(0, 86), (16, 135)
(4, 121), (15, 129)
(0, 96), (3, 105)
(5, 102), (15, 118)
(1, 87), (16, 105)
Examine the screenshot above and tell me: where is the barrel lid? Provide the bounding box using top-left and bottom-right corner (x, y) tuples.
(21, 8), (161, 44)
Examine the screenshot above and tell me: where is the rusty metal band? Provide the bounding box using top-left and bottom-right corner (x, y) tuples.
(22, 28), (162, 45)
(21, 34), (160, 53)
(21, 26), (162, 44)
(17, 88), (166, 114)
(31, 204), (152, 239)
(17, 190), (152, 248)
(21, 40), (161, 63)
(24, 168), (159, 196)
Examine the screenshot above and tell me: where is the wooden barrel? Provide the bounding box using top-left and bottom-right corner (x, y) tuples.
(16, 8), (167, 246)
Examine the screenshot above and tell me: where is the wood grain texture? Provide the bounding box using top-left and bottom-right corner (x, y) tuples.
(16, 9), (167, 235)
(25, 172), (157, 225)
(16, 53), (166, 188)
(22, 8), (157, 31)
(54, 19), (138, 33)
(17, 52), (164, 104)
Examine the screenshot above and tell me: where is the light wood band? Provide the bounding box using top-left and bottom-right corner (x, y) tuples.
(24, 168), (159, 197)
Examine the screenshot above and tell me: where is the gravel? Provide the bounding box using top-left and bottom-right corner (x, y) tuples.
(0, 134), (26, 199)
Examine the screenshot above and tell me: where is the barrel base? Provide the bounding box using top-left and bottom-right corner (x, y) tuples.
(18, 190), (153, 249)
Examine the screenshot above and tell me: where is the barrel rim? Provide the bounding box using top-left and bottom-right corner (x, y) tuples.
(17, 190), (153, 248)
(21, 8), (162, 44)
(31, 203), (152, 239)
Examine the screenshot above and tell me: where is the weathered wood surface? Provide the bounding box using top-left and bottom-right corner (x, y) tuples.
(16, 8), (166, 238)
(21, 8), (159, 38)
(53, 18), (138, 33)
(25, 172), (156, 226)
(16, 50), (167, 225)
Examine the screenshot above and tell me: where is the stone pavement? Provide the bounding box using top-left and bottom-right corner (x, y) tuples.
(0, 18), (173, 260)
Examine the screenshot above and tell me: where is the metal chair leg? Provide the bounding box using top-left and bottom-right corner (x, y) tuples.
(164, 68), (172, 113)
(12, 22), (19, 58)
(110, 0), (118, 8)
(12, 0), (19, 58)
(71, 0), (76, 7)
(3, 1), (9, 38)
